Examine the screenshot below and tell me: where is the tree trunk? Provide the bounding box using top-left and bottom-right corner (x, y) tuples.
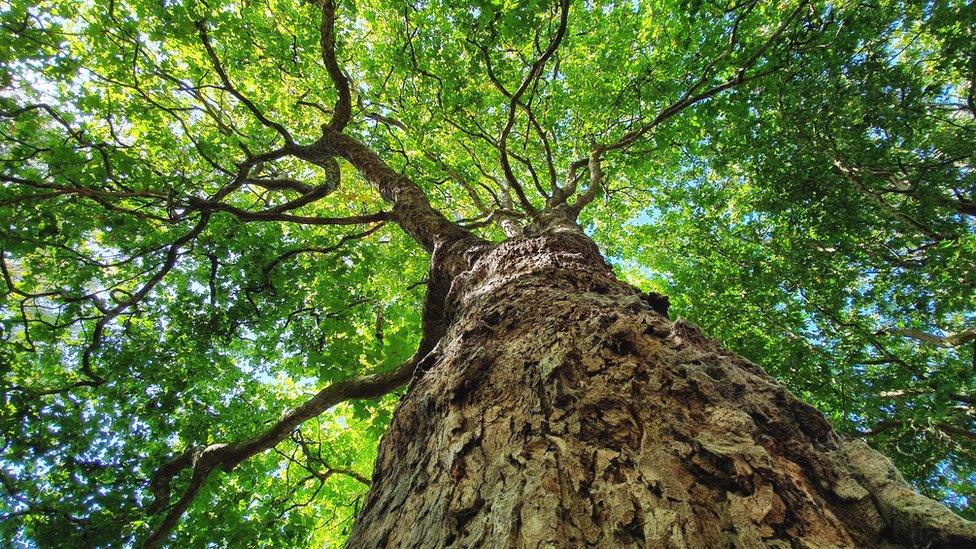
(348, 227), (976, 548)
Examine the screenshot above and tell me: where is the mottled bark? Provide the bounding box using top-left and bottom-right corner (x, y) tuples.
(348, 227), (976, 548)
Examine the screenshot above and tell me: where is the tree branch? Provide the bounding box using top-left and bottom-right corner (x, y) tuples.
(319, 0), (352, 131)
(563, 0), (807, 217)
(195, 20), (294, 146)
(257, 224), (387, 290)
(497, 0), (570, 214)
(185, 197), (391, 226)
(877, 327), (976, 348)
(305, 128), (475, 253)
(80, 212), (212, 384)
(142, 350), (424, 548)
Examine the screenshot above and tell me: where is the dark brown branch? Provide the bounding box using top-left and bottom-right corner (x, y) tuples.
(474, 38), (559, 198)
(497, 0), (570, 214)
(831, 157), (947, 241)
(364, 110), (406, 130)
(319, 0), (352, 130)
(291, 432), (372, 486)
(599, 3), (804, 155)
(457, 208), (525, 231)
(422, 151), (490, 214)
(260, 224), (387, 284)
(80, 212), (212, 384)
(316, 465), (371, 487)
(142, 351), (423, 548)
(243, 177), (314, 195)
(306, 128), (476, 253)
(185, 197), (391, 226)
(565, 1), (806, 217)
(196, 20), (294, 146)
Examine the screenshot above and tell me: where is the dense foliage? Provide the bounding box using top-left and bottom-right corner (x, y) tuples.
(0, 0), (972, 545)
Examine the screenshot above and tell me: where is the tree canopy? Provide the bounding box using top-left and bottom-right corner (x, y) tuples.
(0, 0), (973, 546)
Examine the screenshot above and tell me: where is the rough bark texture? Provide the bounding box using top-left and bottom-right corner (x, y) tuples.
(347, 228), (976, 548)
(312, 128), (475, 254)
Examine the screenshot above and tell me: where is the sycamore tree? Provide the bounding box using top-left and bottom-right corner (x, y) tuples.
(1, 0), (975, 546)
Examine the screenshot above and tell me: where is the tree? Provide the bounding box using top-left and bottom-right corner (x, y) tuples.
(0, 0), (974, 546)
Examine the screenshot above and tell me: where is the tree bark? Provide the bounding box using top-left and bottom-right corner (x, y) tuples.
(348, 226), (976, 548)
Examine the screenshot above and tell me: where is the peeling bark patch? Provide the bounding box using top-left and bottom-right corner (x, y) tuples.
(347, 232), (976, 549)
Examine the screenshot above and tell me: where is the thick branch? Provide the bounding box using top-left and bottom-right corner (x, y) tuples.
(319, 0), (352, 130)
(878, 327), (976, 348)
(143, 351), (422, 548)
(304, 129), (474, 253)
(568, 145), (606, 216)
